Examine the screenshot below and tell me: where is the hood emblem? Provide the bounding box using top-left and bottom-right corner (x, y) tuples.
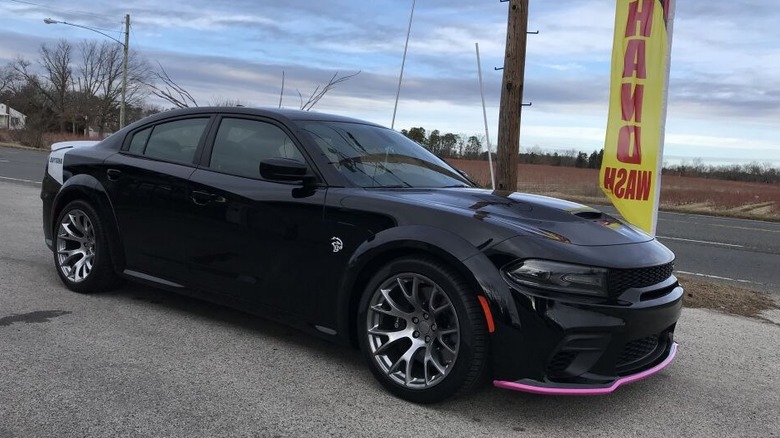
(331, 237), (343, 253)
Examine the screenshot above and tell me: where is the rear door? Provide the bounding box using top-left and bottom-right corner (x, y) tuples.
(183, 115), (330, 318)
(101, 116), (213, 283)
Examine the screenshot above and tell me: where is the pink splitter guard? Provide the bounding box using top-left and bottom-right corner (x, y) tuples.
(493, 342), (678, 396)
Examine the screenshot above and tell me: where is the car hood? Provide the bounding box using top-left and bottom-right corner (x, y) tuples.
(377, 188), (653, 246)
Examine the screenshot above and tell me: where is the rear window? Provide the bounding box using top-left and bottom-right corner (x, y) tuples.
(128, 118), (209, 164)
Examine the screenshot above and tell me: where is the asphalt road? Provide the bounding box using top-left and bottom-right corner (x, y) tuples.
(602, 206), (780, 295)
(1, 181), (779, 437)
(2, 144), (779, 296)
(0, 144), (47, 184)
(658, 216), (780, 294)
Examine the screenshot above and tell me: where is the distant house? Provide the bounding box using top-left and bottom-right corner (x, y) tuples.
(0, 104), (26, 130)
(87, 127), (113, 138)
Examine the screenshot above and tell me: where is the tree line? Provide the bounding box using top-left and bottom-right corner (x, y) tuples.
(402, 126), (779, 184)
(0, 39), (156, 146)
(663, 160), (780, 184)
(400, 127), (485, 159)
(400, 126), (604, 168)
(0, 39), (357, 148)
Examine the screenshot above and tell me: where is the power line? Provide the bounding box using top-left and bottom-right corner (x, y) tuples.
(129, 21), (143, 52)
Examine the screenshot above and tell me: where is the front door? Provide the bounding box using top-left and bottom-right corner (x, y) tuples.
(183, 116), (330, 319)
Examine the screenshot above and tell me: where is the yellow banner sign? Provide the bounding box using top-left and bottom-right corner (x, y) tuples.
(600, 0), (672, 234)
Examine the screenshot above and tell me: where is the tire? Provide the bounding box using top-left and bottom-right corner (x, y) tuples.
(53, 200), (121, 294)
(357, 256), (490, 403)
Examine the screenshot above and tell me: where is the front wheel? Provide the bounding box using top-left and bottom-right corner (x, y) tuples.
(53, 200), (121, 293)
(358, 256), (489, 403)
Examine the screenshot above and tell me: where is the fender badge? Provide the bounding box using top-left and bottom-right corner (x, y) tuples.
(331, 237), (343, 253)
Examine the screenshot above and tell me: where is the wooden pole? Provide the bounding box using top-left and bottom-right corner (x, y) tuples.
(496, 0), (528, 192)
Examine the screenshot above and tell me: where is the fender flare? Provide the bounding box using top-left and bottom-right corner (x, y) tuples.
(334, 225), (519, 346)
(51, 175), (126, 270)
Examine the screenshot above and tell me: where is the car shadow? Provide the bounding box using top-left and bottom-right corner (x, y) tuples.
(433, 370), (676, 430)
(97, 280), (367, 368)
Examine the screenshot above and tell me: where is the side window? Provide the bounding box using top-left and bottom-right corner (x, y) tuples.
(209, 118), (304, 179)
(128, 127), (151, 154)
(143, 118), (209, 164)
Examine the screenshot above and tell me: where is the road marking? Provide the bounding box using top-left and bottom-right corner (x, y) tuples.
(0, 159), (9, 163)
(708, 223), (780, 234)
(659, 217), (780, 233)
(0, 175), (41, 184)
(658, 236), (744, 248)
(676, 270), (760, 285)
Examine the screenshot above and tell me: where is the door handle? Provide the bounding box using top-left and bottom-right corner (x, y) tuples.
(106, 169), (122, 181)
(191, 190), (225, 206)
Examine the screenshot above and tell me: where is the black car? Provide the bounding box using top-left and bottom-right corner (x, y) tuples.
(41, 107), (682, 403)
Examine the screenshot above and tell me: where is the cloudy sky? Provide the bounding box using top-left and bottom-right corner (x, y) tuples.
(1, 0), (779, 166)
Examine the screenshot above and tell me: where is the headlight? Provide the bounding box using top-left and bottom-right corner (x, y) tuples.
(505, 259), (608, 297)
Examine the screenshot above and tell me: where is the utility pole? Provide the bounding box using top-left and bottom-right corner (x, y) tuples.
(496, 0), (529, 192)
(44, 14), (131, 130)
(120, 14), (130, 129)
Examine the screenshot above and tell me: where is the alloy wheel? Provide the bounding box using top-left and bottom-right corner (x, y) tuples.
(56, 209), (96, 283)
(366, 273), (460, 389)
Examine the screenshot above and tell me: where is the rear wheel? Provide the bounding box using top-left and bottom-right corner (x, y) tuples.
(358, 256), (489, 403)
(54, 200), (121, 293)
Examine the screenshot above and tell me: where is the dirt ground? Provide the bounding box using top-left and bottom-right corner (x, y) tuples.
(679, 274), (779, 324)
(447, 159), (780, 222)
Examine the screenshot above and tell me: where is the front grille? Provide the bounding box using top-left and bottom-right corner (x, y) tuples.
(607, 262), (674, 296)
(617, 336), (659, 368)
(546, 351), (576, 376)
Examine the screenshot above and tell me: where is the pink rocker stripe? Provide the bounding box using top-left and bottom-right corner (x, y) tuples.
(493, 342), (678, 396)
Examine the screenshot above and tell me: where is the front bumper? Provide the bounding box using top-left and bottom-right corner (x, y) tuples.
(494, 342), (678, 395)
(486, 275), (683, 394)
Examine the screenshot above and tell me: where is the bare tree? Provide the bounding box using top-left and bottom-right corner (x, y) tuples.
(145, 64), (359, 112)
(11, 40), (73, 132)
(143, 61), (198, 109)
(0, 64), (19, 96)
(40, 40), (73, 132)
(296, 71), (360, 111)
(76, 40), (152, 135)
(208, 96), (244, 107)
(3, 61), (55, 147)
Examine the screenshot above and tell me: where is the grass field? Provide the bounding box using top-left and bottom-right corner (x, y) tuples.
(448, 159), (780, 221)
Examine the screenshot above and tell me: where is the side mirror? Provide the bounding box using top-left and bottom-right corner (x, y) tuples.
(259, 158), (313, 183)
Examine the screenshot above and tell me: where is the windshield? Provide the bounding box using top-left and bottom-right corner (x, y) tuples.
(301, 121), (473, 188)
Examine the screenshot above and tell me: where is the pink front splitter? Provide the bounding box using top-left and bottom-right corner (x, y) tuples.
(494, 342), (678, 396)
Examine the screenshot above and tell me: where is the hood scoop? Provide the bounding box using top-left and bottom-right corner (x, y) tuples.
(573, 210), (606, 220)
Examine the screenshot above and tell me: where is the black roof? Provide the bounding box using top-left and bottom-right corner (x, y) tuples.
(130, 106), (384, 131)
